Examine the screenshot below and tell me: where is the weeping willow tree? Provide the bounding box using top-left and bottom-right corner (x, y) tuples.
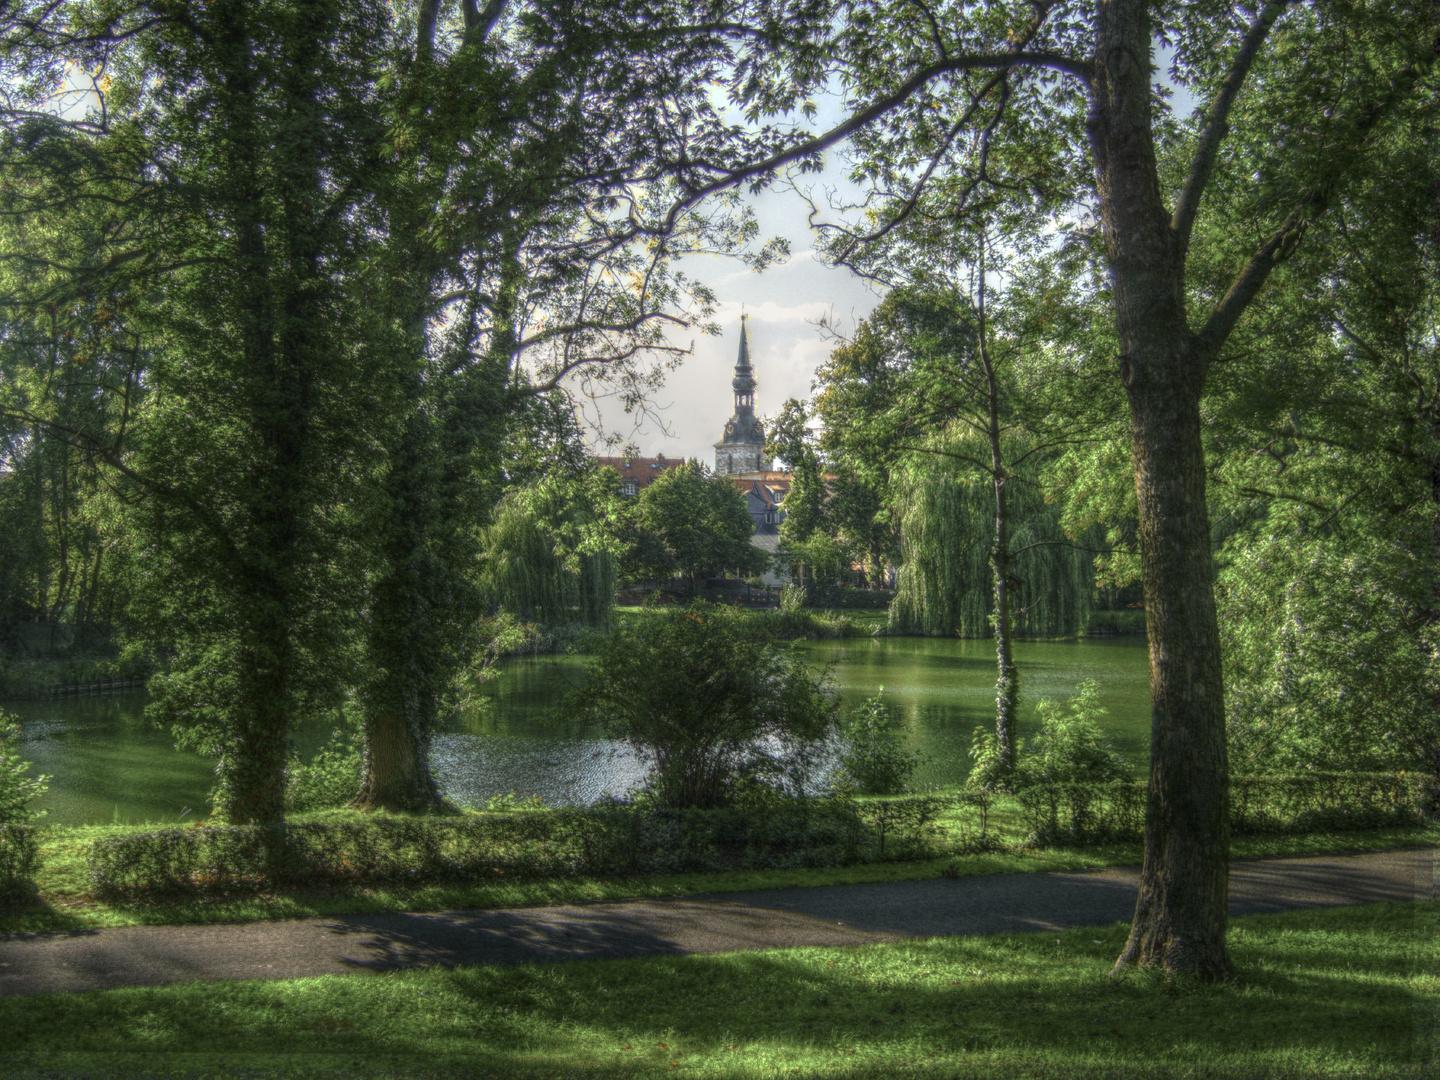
(890, 435), (1093, 640)
(480, 472), (617, 632)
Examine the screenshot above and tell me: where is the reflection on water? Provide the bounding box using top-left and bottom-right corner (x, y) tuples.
(6, 635), (1149, 824)
(431, 735), (649, 808)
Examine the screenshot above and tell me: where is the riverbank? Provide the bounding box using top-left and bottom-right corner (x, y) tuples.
(0, 895), (1429, 1077)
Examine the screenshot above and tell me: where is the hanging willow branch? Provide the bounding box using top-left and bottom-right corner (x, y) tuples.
(890, 431), (1092, 638)
(479, 475), (617, 631)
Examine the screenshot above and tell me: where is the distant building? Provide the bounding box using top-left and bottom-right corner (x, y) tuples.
(713, 316), (769, 477)
(592, 320), (793, 582)
(593, 452), (683, 497)
(730, 470), (790, 535)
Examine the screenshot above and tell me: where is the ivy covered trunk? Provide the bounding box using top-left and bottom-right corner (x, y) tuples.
(217, 2), (329, 826)
(1090, 0), (1232, 977)
(989, 474), (1019, 777)
(1430, 429), (1440, 816)
(355, 398), (449, 813)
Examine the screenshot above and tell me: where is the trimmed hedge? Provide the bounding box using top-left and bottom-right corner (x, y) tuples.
(88, 798), (940, 900)
(1229, 772), (1434, 835)
(0, 824), (38, 903)
(1018, 771), (1434, 846)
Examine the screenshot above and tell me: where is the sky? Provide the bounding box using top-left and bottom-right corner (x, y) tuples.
(572, 46), (1202, 468)
(578, 181), (885, 466)
(574, 74), (888, 468)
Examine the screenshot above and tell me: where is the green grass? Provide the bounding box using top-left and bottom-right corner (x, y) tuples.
(0, 900), (1432, 1079)
(3, 809), (1434, 936)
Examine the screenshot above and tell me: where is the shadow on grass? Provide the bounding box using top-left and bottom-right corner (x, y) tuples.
(0, 903), (1430, 1079)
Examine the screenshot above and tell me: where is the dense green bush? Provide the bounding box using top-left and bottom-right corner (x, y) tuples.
(1017, 781), (1146, 845)
(285, 723), (363, 813)
(837, 692), (920, 795)
(1229, 772), (1433, 835)
(87, 796), (942, 899)
(1220, 531), (1437, 775)
(0, 823), (38, 903)
(1018, 681), (1130, 790)
(568, 604), (837, 808)
(0, 716), (48, 824)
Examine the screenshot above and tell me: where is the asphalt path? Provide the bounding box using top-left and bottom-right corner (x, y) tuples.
(0, 847), (1431, 999)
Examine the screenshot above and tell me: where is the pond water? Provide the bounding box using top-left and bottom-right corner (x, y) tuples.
(7, 636), (1150, 826)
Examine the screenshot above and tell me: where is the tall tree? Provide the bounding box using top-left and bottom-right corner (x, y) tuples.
(0, 0), (395, 825)
(348, 1), (786, 811)
(682, 0), (1437, 974)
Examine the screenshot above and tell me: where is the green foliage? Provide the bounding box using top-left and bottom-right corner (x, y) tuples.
(970, 681), (1131, 842)
(1015, 781), (1145, 846)
(1018, 681), (1129, 789)
(890, 431), (1093, 638)
(777, 582), (807, 614)
(285, 721), (364, 815)
(623, 462), (766, 589)
(480, 469), (618, 632)
(1017, 772), (1434, 848)
(1219, 514), (1437, 777)
(965, 726), (1010, 795)
(0, 824), (38, 903)
(836, 692), (920, 796)
(567, 604), (837, 808)
(0, 717), (48, 825)
(86, 797), (945, 899)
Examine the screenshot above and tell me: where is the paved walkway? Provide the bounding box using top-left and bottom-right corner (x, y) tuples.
(0, 847), (1431, 999)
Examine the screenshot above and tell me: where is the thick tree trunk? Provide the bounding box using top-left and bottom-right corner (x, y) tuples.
(1090, 0), (1232, 977)
(355, 709), (445, 813)
(355, 401), (452, 814)
(1113, 358), (1232, 976)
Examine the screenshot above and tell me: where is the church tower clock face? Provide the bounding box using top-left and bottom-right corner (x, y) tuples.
(714, 316), (768, 475)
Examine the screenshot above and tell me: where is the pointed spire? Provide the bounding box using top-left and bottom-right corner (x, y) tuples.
(731, 316), (757, 409)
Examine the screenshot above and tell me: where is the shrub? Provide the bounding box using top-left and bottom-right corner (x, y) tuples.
(568, 604), (837, 808)
(1229, 771), (1433, 835)
(0, 824), (38, 904)
(855, 794), (941, 856)
(87, 795), (946, 899)
(285, 722), (363, 813)
(837, 691), (920, 795)
(1017, 781), (1146, 845)
(0, 715), (49, 825)
(1019, 681), (1129, 789)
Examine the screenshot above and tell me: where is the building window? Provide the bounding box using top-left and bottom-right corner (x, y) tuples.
(765, 511), (774, 524)
(621, 480), (638, 496)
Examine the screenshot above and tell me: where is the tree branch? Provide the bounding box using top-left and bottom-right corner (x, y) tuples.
(1171, 0), (1291, 255)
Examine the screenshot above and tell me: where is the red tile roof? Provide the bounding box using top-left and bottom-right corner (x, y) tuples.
(594, 455), (686, 490)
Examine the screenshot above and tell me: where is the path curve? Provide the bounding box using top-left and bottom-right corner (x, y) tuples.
(0, 847), (1432, 999)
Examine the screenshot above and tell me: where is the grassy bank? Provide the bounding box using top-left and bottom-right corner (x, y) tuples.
(3, 806), (1432, 935)
(0, 899), (1432, 1078)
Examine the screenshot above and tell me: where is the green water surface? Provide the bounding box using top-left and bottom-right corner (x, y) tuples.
(7, 636), (1149, 825)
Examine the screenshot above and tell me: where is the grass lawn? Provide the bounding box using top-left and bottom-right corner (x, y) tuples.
(0, 899), (1432, 1079)
(4, 807), (1434, 936)
(4, 803), (1433, 936)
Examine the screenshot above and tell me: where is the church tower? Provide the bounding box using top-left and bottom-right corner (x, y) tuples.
(714, 316), (769, 475)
